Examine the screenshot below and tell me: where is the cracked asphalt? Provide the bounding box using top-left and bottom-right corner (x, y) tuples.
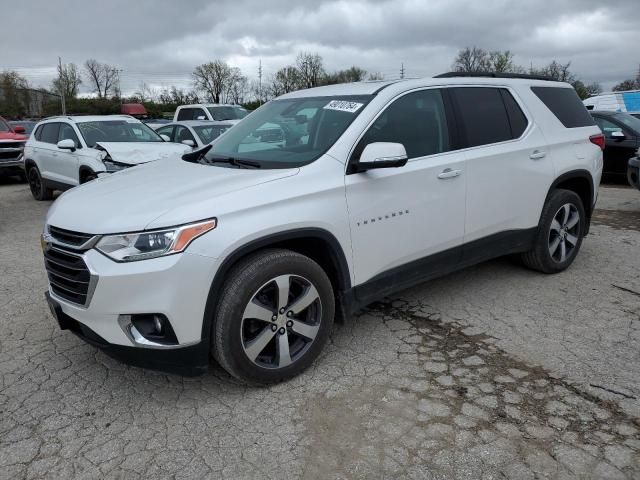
(1, 179), (639, 479)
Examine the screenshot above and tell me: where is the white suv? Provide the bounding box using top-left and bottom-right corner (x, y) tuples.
(24, 115), (189, 200)
(173, 104), (249, 123)
(42, 74), (604, 383)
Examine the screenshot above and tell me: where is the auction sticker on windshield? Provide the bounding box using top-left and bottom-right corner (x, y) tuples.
(323, 100), (363, 113)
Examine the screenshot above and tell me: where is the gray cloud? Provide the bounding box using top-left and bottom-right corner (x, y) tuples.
(4, 0), (639, 93)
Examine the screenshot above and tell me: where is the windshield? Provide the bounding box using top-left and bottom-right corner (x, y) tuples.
(207, 106), (248, 121)
(613, 113), (640, 133)
(205, 95), (371, 168)
(193, 124), (232, 144)
(77, 119), (163, 147)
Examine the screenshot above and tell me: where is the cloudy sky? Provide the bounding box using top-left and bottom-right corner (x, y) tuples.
(4, 0), (639, 95)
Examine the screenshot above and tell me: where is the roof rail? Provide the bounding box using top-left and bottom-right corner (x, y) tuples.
(434, 71), (555, 82)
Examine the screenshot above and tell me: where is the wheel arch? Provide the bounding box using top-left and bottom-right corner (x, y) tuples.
(200, 228), (352, 342)
(78, 165), (96, 183)
(547, 170), (595, 233)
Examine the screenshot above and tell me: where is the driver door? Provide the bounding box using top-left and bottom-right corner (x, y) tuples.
(345, 88), (467, 297)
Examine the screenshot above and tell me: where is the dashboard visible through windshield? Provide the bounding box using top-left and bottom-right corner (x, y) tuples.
(205, 95), (372, 168)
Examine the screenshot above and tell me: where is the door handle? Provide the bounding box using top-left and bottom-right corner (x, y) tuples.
(437, 168), (462, 179)
(529, 150), (546, 160)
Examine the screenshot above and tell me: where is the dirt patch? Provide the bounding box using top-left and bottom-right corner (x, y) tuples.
(592, 209), (640, 231)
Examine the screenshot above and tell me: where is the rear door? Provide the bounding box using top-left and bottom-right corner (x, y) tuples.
(450, 86), (554, 242)
(36, 122), (61, 182)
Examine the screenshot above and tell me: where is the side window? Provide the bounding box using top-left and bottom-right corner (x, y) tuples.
(354, 89), (450, 160)
(594, 117), (623, 138)
(177, 108), (194, 121)
(33, 125), (43, 141)
(175, 126), (196, 144)
(500, 90), (529, 138)
(452, 87), (512, 147)
(40, 123), (61, 144)
(58, 123), (80, 147)
(156, 125), (175, 141)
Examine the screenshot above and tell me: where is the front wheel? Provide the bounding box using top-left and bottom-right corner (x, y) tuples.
(212, 249), (335, 384)
(521, 189), (586, 273)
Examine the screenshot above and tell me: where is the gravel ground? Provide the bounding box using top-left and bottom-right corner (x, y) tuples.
(0, 180), (639, 479)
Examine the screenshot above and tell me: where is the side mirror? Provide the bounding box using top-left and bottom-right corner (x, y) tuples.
(160, 134), (171, 142)
(611, 130), (625, 140)
(13, 126), (26, 134)
(57, 139), (76, 151)
(181, 139), (196, 148)
(350, 142), (408, 174)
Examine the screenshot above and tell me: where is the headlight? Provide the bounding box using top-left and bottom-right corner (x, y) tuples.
(95, 219), (216, 262)
(103, 160), (130, 172)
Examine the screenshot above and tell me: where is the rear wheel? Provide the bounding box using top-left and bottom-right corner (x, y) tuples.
(28, 166), (53, 201)
(521, 189), (585, 273)
(212, 249), (335, 384)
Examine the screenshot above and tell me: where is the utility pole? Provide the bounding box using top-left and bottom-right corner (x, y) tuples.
(400, 63), (405, 79)
(116, 69), (124, 105)
(258, 60), (263, 105)
(58, 57), (66, 115)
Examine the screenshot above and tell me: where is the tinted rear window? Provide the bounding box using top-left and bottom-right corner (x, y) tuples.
(531, 86), (595, 128)
(500, 90), (528, 138)
(452, 87), (512, 147)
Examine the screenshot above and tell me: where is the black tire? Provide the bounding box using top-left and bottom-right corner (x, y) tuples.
(212, 248), (335, 384)
(521, 189), (585, 273)
(80, 169), (97, 184)
(27, 166), (53, 201)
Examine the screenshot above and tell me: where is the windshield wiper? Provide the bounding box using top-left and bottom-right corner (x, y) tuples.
(204, 155), (262, 169)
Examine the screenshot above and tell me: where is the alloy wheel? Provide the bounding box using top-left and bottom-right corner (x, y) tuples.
(240, 274), (322, 369)
(548, 203), (580, 263)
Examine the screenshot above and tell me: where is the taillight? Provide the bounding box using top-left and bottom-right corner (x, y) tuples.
(590, 133), (605, 151)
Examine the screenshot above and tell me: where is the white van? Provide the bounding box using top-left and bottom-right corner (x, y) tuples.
(583, 90), (640, 118)
(173, 104), (249, 123)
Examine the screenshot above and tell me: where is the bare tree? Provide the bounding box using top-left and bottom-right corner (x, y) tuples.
(324, 66), (368, 85)
(52, 62), (82, 99)
(225, 67), (248, 104)
(134, 81), (159, 102)
(296, 52), (325, 89)
(269, 66), (300, 96)
(84, 59), (119, 98)
(192, 61), (232, 103)
(531, 60), (575, 83)
(452, 46), (489, 72)
(368, 72), (384, 81)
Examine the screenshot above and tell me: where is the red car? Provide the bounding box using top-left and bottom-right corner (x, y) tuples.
(0, 116), (28, 181)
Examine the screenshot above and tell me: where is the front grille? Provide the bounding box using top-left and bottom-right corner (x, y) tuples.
(0, 151), (22, 161)
(0, 141), (25, 149)
(44, 246), (92, 306)
(49, 226), (95, 247)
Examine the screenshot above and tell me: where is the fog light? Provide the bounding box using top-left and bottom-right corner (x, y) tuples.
(118, 313), (178, 347)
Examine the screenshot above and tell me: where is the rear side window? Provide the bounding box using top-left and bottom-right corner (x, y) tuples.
(451, 87), (512, 147)
(531, 86), (595, 128)
(40, 123), (60, 144)
(500, 90), (528, 138)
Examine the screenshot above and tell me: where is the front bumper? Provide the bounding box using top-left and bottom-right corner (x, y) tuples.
(628, 157), (640, 191)
(0, 155), (25, 174)
(45, 248), (220, 375)
(47, 292), (208, 375)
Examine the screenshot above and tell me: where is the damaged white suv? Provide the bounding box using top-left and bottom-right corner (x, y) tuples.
(42, 74), (603, 383)
(24, 115), (188, 200)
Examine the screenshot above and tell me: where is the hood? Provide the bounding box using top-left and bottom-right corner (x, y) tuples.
(0, 131), (27, 141)
(46, 158), (299, 233)
(95, 142), (189, 165)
